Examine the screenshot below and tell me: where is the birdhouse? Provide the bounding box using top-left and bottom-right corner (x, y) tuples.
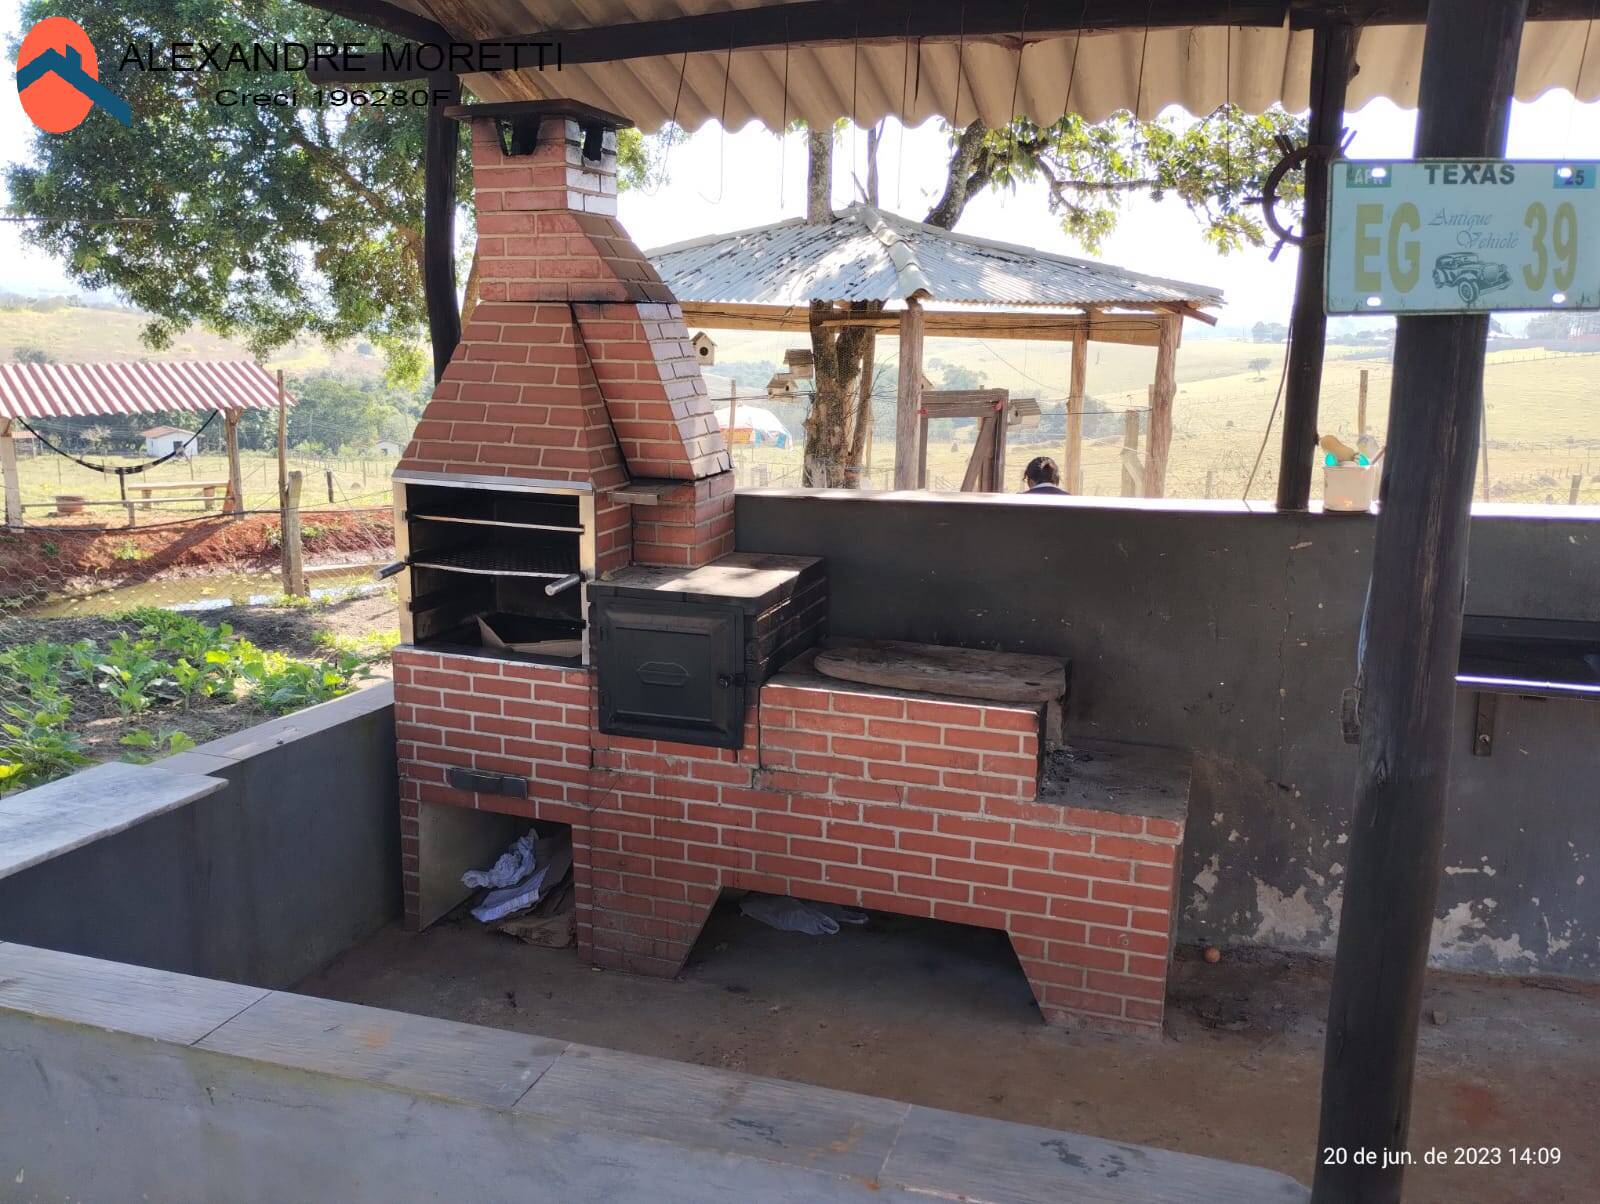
(691, 331), (717, 366)
(783, 347), (815, 379)
(766, 372), (797, 398)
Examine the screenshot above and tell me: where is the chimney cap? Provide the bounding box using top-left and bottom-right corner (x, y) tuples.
(444, 99), (633, 131)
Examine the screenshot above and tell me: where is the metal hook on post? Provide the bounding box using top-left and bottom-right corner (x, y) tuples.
(1252, 129), (1355, 260)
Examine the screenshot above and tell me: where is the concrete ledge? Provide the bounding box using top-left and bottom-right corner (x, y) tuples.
(0, 761), (225, 881)
(0, 683), (399, 988)
(0, 943), (1307, 1203)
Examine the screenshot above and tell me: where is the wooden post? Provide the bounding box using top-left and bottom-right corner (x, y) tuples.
(281, 470), (306, 597)
(1205, 469), (1215, 499)
(276, 370), (288, 509)
(1276, 20), (1357, 511)
(325, 469), (336, 504)
(423, 72), (463, 383)
(894, 298), (925, 489)
(1570, 474), (1582, 505)
(1065, 328), (1088, 493)
(223, 409), (243, 514)
(1144, 314), (1180, 498)
(1357, 368), (1370, 438)
(852, 335), (873, 487)
(1314, 5), (1527, 1202)
(1120, 410), (1141, 497)
(0, 420), (21, 529)
(1479, 407), (1491, 495)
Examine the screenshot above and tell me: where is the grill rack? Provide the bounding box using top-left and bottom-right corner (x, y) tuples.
(409, 543), (579, 579)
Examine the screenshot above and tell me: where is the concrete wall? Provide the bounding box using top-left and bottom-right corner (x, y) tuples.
(0, 943), (1307, 1203)
(0, 684), (400, 989)
(736, 492), (1600, 978)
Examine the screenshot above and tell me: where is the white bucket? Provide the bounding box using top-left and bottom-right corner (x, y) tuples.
(1323, 463), (1378, 513)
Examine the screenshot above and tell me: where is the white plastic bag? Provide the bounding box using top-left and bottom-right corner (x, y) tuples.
(464, 831), (574, 923)
(462, 833), (536, 890)
(738, 893), (867, 935)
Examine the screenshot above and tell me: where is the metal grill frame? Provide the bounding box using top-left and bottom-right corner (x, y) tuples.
(392, 470), (598, 664)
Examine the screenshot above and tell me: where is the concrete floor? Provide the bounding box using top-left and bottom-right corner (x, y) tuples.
(299, 901), (1599, 1203)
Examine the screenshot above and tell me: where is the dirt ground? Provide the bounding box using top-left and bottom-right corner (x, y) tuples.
(299, 902), (1598, 1202)
(0, 509), (393, 601)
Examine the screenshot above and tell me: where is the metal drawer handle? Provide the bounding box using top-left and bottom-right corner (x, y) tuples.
(637, 661), (691, 687)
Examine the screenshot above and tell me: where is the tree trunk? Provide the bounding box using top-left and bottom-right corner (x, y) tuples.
(923, 119), (989, 229)
(864, 122), (882, 206)
(847, 334), (876, 484)
(459, 244), (482, 330)
(804, 302), (874, 487)
(806, 124), (833, 222)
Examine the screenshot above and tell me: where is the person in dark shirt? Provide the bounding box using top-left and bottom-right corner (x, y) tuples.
(1021, 456), (1067, 494)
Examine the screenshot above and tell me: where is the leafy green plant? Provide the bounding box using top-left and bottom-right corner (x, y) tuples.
(111, 539), (145, 562)
(0, 700), (89, 793)
(118, 727), (197, 763)
(93, 635), (170, 716)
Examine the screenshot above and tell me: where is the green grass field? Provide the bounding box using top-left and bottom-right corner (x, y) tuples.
(12, 450), (395, 521)
(3, 304), (384, 381)
(713, 328), (1600, 504)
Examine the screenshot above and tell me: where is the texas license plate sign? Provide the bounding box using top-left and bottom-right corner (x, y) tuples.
(1326, 159), (1599, 314)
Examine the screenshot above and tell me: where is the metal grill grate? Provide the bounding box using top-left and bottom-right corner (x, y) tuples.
(410, 543), (579, 578)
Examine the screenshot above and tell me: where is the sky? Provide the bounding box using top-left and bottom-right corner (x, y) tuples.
(4, 0), (1599, 329)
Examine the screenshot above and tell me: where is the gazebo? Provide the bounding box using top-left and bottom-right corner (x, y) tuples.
(649, 204), (1222, 496)
(0, 360), (290, 527)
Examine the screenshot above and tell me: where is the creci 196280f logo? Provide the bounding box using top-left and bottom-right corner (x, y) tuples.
(15, 16), (131, 132)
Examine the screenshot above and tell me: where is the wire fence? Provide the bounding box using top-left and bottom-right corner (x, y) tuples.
(0, 425), (402, 795)
(721, 346), (1600, 506)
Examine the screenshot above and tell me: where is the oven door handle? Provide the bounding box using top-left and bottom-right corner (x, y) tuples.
(544, 572), (583, 597)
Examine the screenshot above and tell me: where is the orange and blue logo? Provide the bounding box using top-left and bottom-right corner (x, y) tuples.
(15, 17), (130, 132)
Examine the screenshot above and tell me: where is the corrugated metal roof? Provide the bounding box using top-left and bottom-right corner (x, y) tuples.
(0, 361), (290, 422)
(648, 205), (1222, 310)
(372, 2), (1600, 130)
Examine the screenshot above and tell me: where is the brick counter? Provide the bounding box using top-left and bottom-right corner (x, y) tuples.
(395, 649), (1189, 1037)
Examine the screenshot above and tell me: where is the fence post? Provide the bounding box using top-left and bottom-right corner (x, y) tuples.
(1205, 469), (1215, 500)
(1357, 368), (1369, 438)
(1571, 474), (1583, 506)
(0, 420), (21, 529)
(325, 468), (336, 504)
(281, 470), (306, 597)
(1120, 410), (1141, 497)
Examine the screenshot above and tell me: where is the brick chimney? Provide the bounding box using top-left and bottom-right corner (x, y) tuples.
(398, 101), (733, 570)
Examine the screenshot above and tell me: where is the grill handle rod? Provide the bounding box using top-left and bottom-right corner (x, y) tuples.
(374, 560), (407, 581)
(544, 572), (582, 597)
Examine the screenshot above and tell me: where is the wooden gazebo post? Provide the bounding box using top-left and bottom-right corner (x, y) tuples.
(0, 419), (21, 528)
(1277, 20), (1357, 510)
(223, 409), (244, 514)
(894, 297), (925, 489)
(1144, 312), (1181, 498)
(1064, 327), (1088, 493)
(1314, 3), (1526, 1200)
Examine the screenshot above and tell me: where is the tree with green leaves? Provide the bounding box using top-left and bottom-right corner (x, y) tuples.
(802, 105), (1308, 485)
(6, 0), (659, 385)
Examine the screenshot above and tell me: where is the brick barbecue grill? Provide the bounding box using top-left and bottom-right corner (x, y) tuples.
(392, 100), (1190, 1037)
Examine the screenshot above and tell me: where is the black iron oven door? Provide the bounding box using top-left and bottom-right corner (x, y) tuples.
(595, 597), (745, 748)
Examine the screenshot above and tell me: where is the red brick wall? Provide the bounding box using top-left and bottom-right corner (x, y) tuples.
(395, 649), (1185, 1037)
(631, 473), (736, 567)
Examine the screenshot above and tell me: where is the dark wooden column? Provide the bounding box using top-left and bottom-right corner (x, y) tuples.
(1312, 3), (1526, 1202)
(1275, 20), (1355, 509)
(423, 72), (462, 383)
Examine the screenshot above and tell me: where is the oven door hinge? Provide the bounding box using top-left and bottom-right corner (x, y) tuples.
(716, 672), (748, 689)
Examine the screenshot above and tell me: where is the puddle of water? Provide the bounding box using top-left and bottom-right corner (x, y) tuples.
(20, 566), (387, 619)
